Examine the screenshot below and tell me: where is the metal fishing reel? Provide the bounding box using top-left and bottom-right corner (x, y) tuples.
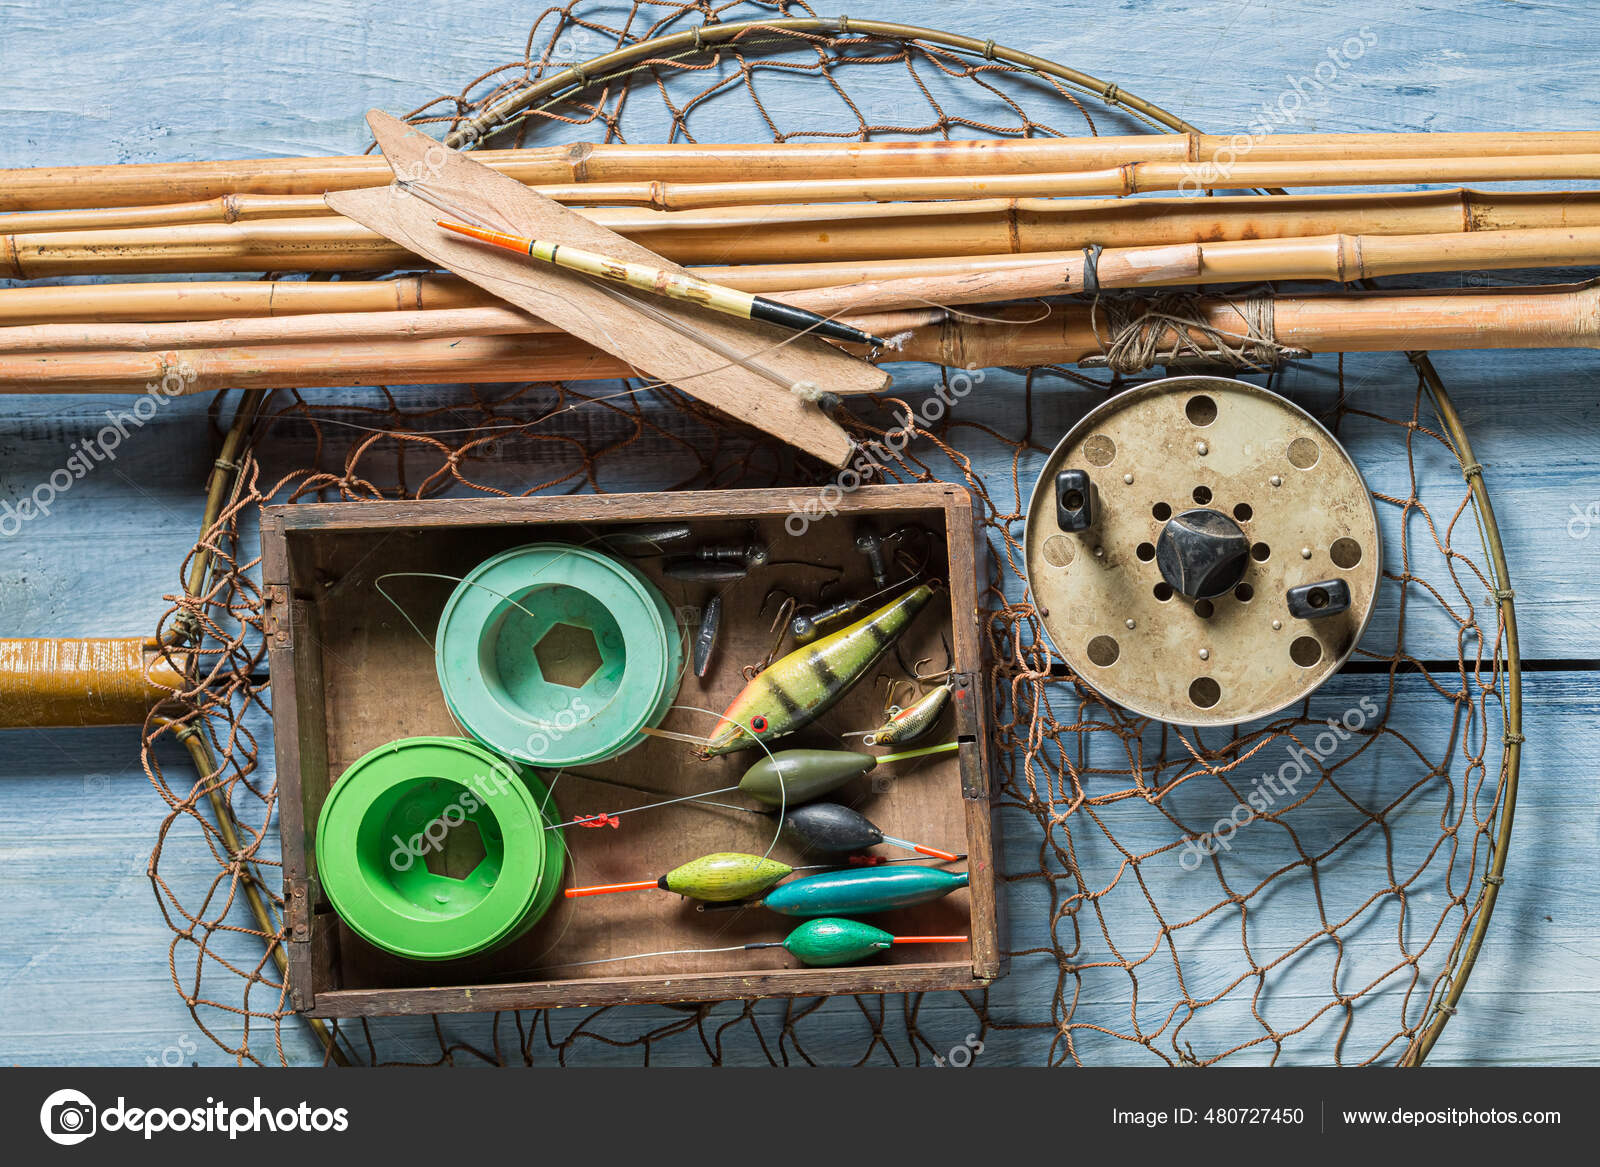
(1024, 376), (1380, 726)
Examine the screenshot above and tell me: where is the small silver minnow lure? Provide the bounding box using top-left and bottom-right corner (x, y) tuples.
(860, 680), (953, 747)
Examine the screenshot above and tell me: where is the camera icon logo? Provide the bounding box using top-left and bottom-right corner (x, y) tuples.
(39, 1088), (97, 1146)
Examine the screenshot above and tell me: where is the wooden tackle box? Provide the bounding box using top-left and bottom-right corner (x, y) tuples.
(262, 483), (1001, 1016)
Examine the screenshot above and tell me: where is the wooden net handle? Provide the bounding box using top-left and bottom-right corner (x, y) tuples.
(0, 637), (185, 728)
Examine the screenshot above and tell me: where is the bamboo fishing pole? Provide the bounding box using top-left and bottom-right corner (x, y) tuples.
(0, 274), (484, 324)
(488, 154), (1600, 212)
(1, 284), (1594, 394)
(0, 196), (748, 239)
(0, 193), (336, 235)
(766, 224), (1600, 315)
(11, 188), (1600, 278)
(888, 283), (1600, 367)
(6, 130), (1600, 211)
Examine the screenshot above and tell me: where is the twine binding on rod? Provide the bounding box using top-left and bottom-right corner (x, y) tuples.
(1084, 292), (1303, 373)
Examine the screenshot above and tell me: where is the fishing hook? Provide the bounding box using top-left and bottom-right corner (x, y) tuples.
(744, 592), (797, 679)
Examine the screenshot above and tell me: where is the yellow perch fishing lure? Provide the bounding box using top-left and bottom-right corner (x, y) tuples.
(703, 584), (935, 756)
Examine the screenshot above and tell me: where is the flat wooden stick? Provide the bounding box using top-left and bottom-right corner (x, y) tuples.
(329, 110), (887, 467)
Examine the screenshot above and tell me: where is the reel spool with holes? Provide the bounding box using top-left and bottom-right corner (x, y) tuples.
(1024, 375), (1381, 727)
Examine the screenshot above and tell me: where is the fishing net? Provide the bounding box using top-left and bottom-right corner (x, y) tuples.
(139, 0), (1519, 1066)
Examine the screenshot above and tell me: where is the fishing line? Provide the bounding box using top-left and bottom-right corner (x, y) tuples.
(394, 178), (515, 234)
(553, 701), (789, 855)
(519, 943), (756, 974)
(544, 781), (740, 829)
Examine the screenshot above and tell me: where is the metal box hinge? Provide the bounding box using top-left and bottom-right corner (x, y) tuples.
(950, 671), (986, 800)
(264, 585), (291, 647)
(285, 876), (318, 945)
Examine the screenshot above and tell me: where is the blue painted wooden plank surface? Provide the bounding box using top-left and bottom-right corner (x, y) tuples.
(2, 1), (1598, 1065)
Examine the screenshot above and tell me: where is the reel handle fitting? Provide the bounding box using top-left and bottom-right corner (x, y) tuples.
(1156, 508), (1251, 599)
(1286, 578), (1352, 620)
(1055, 469), (1096, 532)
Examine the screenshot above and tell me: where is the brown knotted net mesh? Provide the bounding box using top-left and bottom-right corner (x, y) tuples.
(139, 1), (1518, 1066)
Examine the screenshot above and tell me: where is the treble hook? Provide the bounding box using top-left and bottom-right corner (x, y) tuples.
(879, 674), (917, 717)
(744, 591), (796, 679)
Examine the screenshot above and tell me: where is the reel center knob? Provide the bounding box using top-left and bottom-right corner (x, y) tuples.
(1156, 508), (1250, 599)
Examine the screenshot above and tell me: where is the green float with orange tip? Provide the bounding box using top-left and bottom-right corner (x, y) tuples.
(766, 918), (965, 967)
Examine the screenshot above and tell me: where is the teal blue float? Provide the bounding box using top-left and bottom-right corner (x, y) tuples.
(435, 543), (681, 767)
(761, 865), (969, 916)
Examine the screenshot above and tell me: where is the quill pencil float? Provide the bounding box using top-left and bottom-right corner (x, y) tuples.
(435, 218), (886, 348)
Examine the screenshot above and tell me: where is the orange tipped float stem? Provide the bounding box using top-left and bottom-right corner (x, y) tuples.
(435, 219), (532, 254)
(564, 880), (659, 898)
(888, 838), (961, 862)
(891, 935), (969, 945)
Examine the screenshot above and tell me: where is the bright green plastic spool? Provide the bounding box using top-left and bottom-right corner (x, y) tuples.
(315, 736), (565, 962)
(435, 543), (681, 767)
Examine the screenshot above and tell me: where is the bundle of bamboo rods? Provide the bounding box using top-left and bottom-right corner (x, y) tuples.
(2, 284), (1594, 395)
(5, 128), (1600, 398)
(10, 156), (1600, 230)
(9, 188), (1600, 279)
(8, 224), (1600, 348)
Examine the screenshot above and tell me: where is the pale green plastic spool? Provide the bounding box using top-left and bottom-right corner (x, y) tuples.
(435, 543), (682, 767)
(314, 736), (565, 962)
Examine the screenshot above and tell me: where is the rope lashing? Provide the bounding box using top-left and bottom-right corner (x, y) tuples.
(1092, 293), (1296, 374)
